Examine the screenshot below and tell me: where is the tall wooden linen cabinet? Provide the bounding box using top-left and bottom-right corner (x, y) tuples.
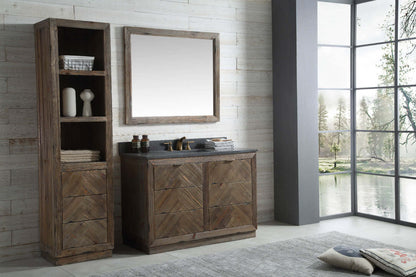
(34, 18), (113, 265)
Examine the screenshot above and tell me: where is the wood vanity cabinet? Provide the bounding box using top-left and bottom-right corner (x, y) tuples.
(35, 19), (113, 265)
(120, 152), (257, 253)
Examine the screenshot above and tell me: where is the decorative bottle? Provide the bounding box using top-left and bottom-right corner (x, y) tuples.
(62, 87), (76, 117)
(140, 135), (150, 153)
(80, 89), (94, 117)
(131, 135), (140, 153)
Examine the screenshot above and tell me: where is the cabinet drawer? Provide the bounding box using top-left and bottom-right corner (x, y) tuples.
(63, 219), (107, 249)
(155, 187), (202, 214)
(154, 163), (202, 190)
(155, 209), (203, 239)
(62, 169), (106, 197)
(210, 204), (252, 230)
(209, 159), (252, 184)
(209, 182), (252, 207)
(63, 195), (107, 223)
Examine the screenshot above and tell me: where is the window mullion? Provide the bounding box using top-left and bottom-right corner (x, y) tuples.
(351, 1), (357, 215)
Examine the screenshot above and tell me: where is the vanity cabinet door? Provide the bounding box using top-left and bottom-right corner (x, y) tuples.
(152, 162), (204, 239)
(208, 159), (252, 207)
(208, 158), (254, 230)
(153, 162), (202, 190)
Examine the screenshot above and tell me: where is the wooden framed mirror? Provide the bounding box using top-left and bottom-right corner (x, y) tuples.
(124, 27), (220, 125)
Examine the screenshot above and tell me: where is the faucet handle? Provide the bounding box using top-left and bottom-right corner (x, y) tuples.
(164, 142), (173, 151)
(186, 141), (195, 150)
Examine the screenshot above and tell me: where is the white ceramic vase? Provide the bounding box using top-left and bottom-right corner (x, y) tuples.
(80, 89), (94, 117)
(62, 87), (76, 117)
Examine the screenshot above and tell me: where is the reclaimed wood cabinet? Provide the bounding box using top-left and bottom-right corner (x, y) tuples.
(35, 18), (113, 265)
(120, 151), (257, 253)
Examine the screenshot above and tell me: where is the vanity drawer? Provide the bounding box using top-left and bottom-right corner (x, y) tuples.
(209, 182), (252, 207)
(62, 169), (106, 197)
(209, 203), (252, 230)
(209, 159), (252, 184)
(63, 195), (107, 223)
(153, 163), (202, 190)
(62, 219), (107, 249)
(154, 187), (202, 214)
(155, 209), (203, 239)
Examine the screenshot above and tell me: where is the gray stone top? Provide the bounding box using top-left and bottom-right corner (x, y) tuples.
(118, 138), (256, 160)
(120, 148), (257, 160)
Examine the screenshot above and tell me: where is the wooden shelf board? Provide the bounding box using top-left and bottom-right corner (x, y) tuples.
(59, 70), (105, 76)
(60, 116), (107, 123)
(61, 161), (107, 171)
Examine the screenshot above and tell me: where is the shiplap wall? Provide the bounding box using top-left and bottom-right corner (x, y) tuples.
(0, 0), (273, 262)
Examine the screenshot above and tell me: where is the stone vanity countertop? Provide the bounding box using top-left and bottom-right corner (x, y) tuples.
(120, 148), (257, 160)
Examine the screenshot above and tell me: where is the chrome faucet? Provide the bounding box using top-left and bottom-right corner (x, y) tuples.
(176, 136), (186, 151)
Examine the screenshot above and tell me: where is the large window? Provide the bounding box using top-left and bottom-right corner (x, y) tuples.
(318, 1), (352, 217)
(318, 0), (416, 225)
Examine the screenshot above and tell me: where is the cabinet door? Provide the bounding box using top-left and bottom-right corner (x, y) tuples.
(62, 169), (107, 197)
(154, 210), (204, 239)
(208, 159), (252, 207)
(153, 162), (204, 239)
(208, 159), (254, 230)
(210, 204), (252, 230)
(154, 187), (202, 214)
(153, 162), (202, 190)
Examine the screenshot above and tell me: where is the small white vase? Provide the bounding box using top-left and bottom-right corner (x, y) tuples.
(80, 89), (95, 117)
(62, 87), (76, 117)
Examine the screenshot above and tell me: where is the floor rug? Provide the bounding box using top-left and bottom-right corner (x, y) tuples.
(92, 231), (406, 276)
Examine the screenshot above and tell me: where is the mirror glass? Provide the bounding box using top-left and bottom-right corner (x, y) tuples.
(124, 27), (220, 124)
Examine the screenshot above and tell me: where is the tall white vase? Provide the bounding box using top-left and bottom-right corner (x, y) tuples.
(80, 89), (94, 117)
(62, 87), (76, 117)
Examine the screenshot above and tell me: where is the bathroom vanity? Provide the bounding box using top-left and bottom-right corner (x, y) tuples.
(119, 141), (257, 253)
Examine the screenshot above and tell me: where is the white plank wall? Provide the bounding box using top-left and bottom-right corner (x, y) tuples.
(0, 0), (273, 262)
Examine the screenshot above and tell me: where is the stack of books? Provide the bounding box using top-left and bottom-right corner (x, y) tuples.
(61, 150), (100, 163)
(204, 138), (234, 151)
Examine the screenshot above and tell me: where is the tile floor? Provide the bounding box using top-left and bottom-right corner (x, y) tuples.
(0, 216), (415, 276)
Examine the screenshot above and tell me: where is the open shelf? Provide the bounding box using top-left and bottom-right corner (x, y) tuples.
(60, 116), (107, 123)
(60, 122), (107, 161)
(58, 27), (105, 71)
(59, 70), (106, 76)
(59, 75), (106, 117)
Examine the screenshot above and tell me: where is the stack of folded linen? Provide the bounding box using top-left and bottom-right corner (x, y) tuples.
(61, 150), (100, 163)
(204, 138), (234, 151)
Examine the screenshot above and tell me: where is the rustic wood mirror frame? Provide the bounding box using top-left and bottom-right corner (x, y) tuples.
(124, 27), (220, 125)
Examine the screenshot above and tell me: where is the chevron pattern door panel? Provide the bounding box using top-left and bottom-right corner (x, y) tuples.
(154, 163), (202, 190)
(63, 195), (107, 223)
(155, 209), (203, 239)
(63, 219), (107, 249)
(62, 170), (106, 197)
(209, 159), (251, 185)
(209, 182), (252, 207)
(155, 187), (202, 214)
(209, 204), (252, 230)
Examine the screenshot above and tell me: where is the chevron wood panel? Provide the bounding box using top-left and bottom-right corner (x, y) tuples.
(155, 187), (202, 214)
(155, 209), (203, 239)
(63, 219), (107, 249)
(63, 195), (107, 223)
(154, 163), (202, 190)
(209, 204), (252, 230)
(62, 170), (106, 197)
(209, 182), (252, 207)
(209, 159), (251, 184)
